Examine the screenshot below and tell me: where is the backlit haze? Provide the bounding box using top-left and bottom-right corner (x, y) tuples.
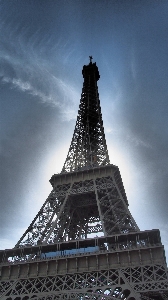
(0, 1), (168, 259)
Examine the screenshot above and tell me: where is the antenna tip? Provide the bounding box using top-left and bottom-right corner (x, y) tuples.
(89, 56), (93, 63)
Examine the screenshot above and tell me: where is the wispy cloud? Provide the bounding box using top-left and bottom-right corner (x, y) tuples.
(106, 126), (151, 149)
(2, 76), (57, 106)
(0, 14), (79, 121)
(125, 132), (151, 148)
(1, 56), (79, 121)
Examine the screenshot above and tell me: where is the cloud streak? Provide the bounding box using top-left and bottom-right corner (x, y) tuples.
(0, 53), (79, 121)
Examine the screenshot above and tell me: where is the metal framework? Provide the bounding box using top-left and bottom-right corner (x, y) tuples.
(15, 165), (139, 247)
(0, 59), (168, 299)
(0, 231), (168, 299)
(62, 61), (109, 173)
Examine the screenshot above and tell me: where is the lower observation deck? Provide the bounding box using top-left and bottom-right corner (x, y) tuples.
(0, 230), (163, 268)
(0, 230), (168, 300)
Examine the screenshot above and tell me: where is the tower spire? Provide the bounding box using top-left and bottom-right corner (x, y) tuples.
(62, 60), (110, 173)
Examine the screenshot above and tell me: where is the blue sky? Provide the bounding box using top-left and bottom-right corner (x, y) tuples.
(0, 0), (168, 259)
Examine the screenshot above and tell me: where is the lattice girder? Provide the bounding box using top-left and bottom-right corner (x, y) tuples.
(15, 183), (72, 247)
(15, 165), (139, 247)
(1, 266), (168, 299)
(0, 270), (141, 299)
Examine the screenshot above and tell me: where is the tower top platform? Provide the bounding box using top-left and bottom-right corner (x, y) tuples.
(82, 61), (100, 81)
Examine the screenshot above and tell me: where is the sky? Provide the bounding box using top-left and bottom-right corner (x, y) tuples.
(0, 0), (168, 260)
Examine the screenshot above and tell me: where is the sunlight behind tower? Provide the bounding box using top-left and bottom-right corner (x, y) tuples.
(0, 59), (168, 300)
(14, 59), (139, 247)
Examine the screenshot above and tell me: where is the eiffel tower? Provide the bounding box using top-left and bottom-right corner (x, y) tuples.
(0, 58), (168, 300)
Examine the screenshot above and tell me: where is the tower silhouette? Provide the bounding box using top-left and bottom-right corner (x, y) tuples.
(0, 59), (168, 300)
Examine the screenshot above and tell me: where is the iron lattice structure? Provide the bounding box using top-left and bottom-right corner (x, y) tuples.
(15, 61), (138, 247)
(0, 59), (168, 300)
(62, 61), (109, 173)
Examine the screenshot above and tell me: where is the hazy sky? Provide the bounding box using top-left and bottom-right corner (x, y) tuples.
(0, 0), (168, 259)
